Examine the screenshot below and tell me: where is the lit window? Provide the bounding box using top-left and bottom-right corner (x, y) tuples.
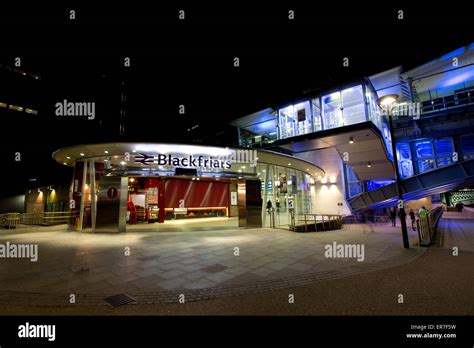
(9, 105), (23, 112)
(414, 140), (434, 158)
(25, 108), (38, 115)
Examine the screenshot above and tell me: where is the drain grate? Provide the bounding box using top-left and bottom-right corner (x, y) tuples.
(104, 293), (137, 308)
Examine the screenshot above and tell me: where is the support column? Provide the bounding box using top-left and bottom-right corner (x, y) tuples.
(79, 160), (88, 231)
(158, 178), (166, 223)
(89, 160), (97, 231)
(261, 164), (270, 226)
(389, 114), (410, 249)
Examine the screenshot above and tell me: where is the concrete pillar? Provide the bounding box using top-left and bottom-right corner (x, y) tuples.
(79, 160), (88, 231)
(89, 160), (97, 231)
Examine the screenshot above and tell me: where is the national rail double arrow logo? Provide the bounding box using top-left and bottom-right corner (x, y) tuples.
(134, 153), (154, 166)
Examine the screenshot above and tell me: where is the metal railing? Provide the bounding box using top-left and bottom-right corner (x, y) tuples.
(416, 206), (444, 247)
(290, 213), (343, 232)
(0, 213), (21, 229)
(0, 211), (78, 228)
(343, 215), (390, 224)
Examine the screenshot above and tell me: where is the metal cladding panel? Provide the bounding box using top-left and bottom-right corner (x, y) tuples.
(237, 180), (246, 228)
(419, 165), (467, 188)
(368, 189), (386, 204)
(463, 160), (474, 176)
(403, 177), (423, 193)
(245, 179), (262, 228)
(95, 176), (128, 233)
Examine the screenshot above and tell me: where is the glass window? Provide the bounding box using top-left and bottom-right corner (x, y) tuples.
(434, 138), (453, 156)
(366, 83), (383, 130)
(345, 165), (364, 197)
(437, 157), (453, 167)
(460, 134), (474, 159)
(278, 101), (311, 139)
(294, 101), (312, 136)
(278, 105), (296, 139)
(341, 85), (366, 125)
(322, 91), (343, 130)
(311, 98), (322, 132)
(434, 138), (454, 168)
(346, 164), (359, 182)
(367, 179), (395, 191)
(414, 140), (434, 158)
(349, 182), (364, 197)
(418, 159), (435, 172)
(397, 142), (413, 178)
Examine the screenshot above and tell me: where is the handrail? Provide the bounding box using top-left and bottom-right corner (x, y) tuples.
(1, 211), (78, 228)
(292, 213), (343, 232)
(417, 206), (444, 247)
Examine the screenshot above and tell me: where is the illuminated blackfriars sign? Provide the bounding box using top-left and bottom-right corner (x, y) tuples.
(135, 153), (232, 169)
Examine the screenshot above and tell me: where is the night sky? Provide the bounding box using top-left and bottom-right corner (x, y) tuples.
(1, 3), (473, 196)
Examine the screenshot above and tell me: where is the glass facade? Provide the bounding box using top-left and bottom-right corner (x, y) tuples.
(237, 82), (396, 165)
(345, 165), (364, 198)
(257, 162), (312, 227)
(274, 84), (375, 140)
(345, 164), (396, 198)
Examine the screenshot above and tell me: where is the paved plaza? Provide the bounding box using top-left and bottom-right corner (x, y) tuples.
(0, 219), (425, 307)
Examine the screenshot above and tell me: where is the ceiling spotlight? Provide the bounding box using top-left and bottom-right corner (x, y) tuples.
(80, 153), (85, 156)
(129, 178), (135, 182)
(66, 156), (71, 159)
(104, 150), (109, 154)
(349, 137), (354, 144)
(367, 162), (372, 168)
(120, 161), (126, 165)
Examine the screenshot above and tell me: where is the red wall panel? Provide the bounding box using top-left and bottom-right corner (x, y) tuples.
(164, 179), (228, 208)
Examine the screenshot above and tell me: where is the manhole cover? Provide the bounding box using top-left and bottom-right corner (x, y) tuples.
(203, 264), (228, 273)
(104, 293), (136, 308)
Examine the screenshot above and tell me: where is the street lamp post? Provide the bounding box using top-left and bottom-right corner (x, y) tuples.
(379, 94), (410, 249)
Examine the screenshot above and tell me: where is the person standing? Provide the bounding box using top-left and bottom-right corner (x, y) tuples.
(390, 207), (397, 226)
(409, 209), (416, 231)
(266, 200), (273, 214)
(418, 206), (428, 220)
